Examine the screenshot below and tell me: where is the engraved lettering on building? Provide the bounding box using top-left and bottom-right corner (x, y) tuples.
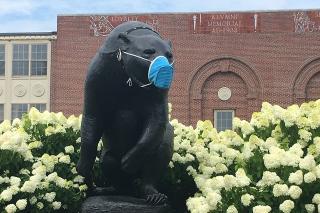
(90, 15), (159, 37)
(207, 13), (240, 33)
(294, 12), (320, 33)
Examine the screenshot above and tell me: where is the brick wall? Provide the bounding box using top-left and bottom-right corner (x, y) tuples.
(52, 10), (320, 126)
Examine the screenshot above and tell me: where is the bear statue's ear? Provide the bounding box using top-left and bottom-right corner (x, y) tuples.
(118, 33), (131, 44)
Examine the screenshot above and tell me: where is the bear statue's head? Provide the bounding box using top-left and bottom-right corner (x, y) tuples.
(103, 21), (174, 90)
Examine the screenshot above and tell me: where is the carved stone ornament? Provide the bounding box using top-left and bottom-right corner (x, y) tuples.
(32, 84), (45, 97)
(14, 84), (27, 97)
(218, 87), (232, 101)
(90, 16), (114, 37)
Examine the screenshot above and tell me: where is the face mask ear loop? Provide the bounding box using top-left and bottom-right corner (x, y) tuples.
(117, 49), (122, 62)
(140, 82), (153, 88)
(122, 51), (152, 63)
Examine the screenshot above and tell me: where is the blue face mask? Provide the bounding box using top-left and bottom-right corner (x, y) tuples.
(121, 51), (174, 89)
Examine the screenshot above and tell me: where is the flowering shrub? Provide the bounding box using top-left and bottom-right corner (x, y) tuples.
(1, 99), (320, 212)
(0, 108), (89, 212)
(169, 99), (320, 213)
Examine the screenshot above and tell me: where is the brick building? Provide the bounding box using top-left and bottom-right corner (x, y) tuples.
(52, 10), (320, 130)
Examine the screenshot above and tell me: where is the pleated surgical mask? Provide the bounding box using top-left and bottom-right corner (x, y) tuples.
(121, 51), (174, 89)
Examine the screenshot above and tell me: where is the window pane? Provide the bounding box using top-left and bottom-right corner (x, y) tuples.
(215, 110), (234, 132)
(0, 61), (4, 76)
(0, 45), (4, 76)
(12, 61), (29, 76)
(31, 61), (47, 75)
(31, 44), (47, 60)
(13, 44), (28, 60)
(12, 44), (29, 76)
(0, 44), (4, 60)
(12, 104), (28, 120)
(0, 104), (4, 123)
(31, 44), (47, 76)
(30, 104), (46, 112)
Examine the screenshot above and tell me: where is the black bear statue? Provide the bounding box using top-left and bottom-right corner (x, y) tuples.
(76, 21), (175, 206)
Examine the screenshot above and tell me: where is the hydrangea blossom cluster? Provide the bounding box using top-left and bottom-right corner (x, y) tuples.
(169, 99), (320, 212)
(0, 108), (88, 212)
(2, 99), (320, 212)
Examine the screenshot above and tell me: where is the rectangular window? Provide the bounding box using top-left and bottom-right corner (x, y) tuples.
(0, 44), (5, 76)
(31, 44), (47, 76)
(11, 104), (28, 120)
(0, 104), (4, 123)
(12, 44), (29, 76)
(214, 110), (234, 132)
(30, 103), (46, 112)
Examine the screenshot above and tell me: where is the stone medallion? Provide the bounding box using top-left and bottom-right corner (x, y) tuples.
(218, 87), (232, 101)
(14, 84), (27, 97)
(32, 84), (45, 97)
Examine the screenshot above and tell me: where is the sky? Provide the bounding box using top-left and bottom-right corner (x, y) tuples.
(0, 0), (319, 33)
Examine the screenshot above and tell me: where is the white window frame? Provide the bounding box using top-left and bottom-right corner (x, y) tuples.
(0, 44), (5, 76)
(12, 43), (48, 77)
(11, 103), (47, 120)
(214, 109), (235, 132)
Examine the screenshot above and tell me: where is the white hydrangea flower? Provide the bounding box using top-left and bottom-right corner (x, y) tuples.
(10, 176), (21, 187)
(288, 185), (302, 199)
(66, 115), (81, 131)
(288, 170), (303, 185)
(76, 137), (81, 143)
(215, 163), (228, 174)
(52, 201), (62, 210)
(187, 196), (211, 213)
(304, 172), (317, 183)
(79, 184), (88, 191)
(54, 176), (67, 188)
(37, 202), (44, 209)
(28, 107), (41, 125)
(0, 120), (12, 133)
(186, 166), (197, 176)
(305, 204), (315, 213)
(226, 205), (238, 213)
(289, 143), (304, 157)
(224, 175), (238, 190)
(263, 153), (281, 169)
(73, 175), (85, 183)
(257, 171), (281, 187)
(273, 184), (289, 197)
(279, 200), (294, 213)
(312, 194), (320, 204)
(59, 155), (71, 164)
(252, 205), (272, 213)
(298, 129), (312, 142)
(44, 192), (56, 203)
(205, 191), (221, 209)
(64, 145), (75, 154)
(29, 196), (37, 205)
(241, 194), (254, 206)
(210, 176), (225, 190)
(46, 172), (58, 182)
(235, 168), (251, 187)
(0, 189), (13, 202)
(16, 199), (27, 210)
(5, 204), (17, 213)
(0, 176), (10, 184)
(299, 155), (316, 171)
